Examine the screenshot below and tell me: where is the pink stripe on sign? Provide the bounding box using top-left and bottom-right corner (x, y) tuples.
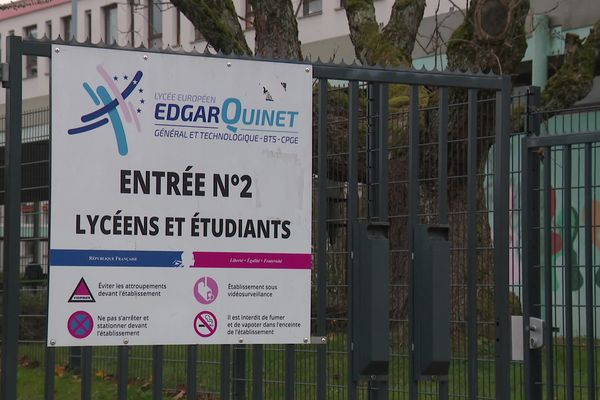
(96, 65), (132, 123)
(192, 252), (312, 269)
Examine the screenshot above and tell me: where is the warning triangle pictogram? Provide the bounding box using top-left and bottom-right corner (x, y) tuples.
(68, 277), (95, 303)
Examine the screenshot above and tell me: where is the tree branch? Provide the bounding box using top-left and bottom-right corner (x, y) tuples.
(345, 0), (418, 67)
(541, 20), (600, 110)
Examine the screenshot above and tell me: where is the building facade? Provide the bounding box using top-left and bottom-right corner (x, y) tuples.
(1, 0), (599, 110)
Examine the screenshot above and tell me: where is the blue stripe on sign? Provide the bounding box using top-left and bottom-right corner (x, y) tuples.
(50, 249), (184, 267)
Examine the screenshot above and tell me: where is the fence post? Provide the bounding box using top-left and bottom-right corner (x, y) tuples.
(316, 78), (328, 400)
(1, 34), (24, 400)
(494, 77), (512, 400)
(522, 86), (542, 400)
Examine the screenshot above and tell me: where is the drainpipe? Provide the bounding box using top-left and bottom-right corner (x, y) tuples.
(531, 14), (549, 89)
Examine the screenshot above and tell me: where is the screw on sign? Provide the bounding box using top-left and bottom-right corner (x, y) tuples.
(194, 311), (217, 337)
(67, 310), (94, 339)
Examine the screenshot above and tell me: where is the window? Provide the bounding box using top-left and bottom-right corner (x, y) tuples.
(85, 10), (92, 42)
(61, 15), (71, 40)
(148, 0), (162, 48)
(303, 0), (322, 16)
(245, 0), (254, 29)
(104, 4), (118, 44)
(45, 20), (52, 39)
(23, 25), (37, 78)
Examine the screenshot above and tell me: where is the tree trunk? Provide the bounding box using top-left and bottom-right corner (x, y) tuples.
(250, 0), (302, 59)
(345, 0), (425, 67)
(171, 0), (251, 55)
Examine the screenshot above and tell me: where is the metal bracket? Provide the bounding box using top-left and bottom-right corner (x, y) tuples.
(308, 336), (327, 345)
(0, 63), (9, 87)
(528, 317), (544, 349)
(511, 316), (545, 361)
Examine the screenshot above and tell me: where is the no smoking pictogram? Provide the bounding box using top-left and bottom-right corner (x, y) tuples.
(67, 310), (93, 339)
(194, 311), (217, 337)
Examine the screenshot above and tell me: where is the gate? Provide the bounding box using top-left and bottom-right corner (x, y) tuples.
(0, 36), (514, 399)
(522, 125), (600, 399)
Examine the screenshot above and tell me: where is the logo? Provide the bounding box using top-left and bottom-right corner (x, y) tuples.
(68, 65), (145, 156)
(193, 277), (218, 304)
(194, 311), (217, 337)
(68, 277), (95, 303)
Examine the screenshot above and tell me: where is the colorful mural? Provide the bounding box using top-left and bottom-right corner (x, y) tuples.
(487, 110), (600, 337)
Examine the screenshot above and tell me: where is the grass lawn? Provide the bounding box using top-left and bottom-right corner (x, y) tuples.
(17, 367), (154, 400)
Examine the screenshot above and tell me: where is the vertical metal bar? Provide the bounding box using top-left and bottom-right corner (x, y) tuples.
(1, 35), (23, 400)
(438, 87), (449, 224)
(408, 85), (420, 400)
(543, 147), (554, 400)
(494, 80), (511, 400)
(70, 347), (82, 373)
(347, 80), (359, 400)
(316, 78), (328, 400)
(187, 345), (197, 400)
(152, 345), (163, 400)
(117, 346), (129, 400)
(377, 83), (389, 223)
(584, 142), (596, 400)
(522, 140), (542, 400)
(44, 347), (55, 400)
(81, 347), (92, 400)
(523, 87), (542, 400)
(285, 344), (295, 400)
(221, 345), (231, 400)
(437, 86), (449, 400)
(368, 83), (380, 218)
(252, 344), (263, 400)
(373, 82), (390, 400)
(233, 345), (246, 399)
(563, 145), (574, 400)
(466, 89), (478, 400)
(33, 201), (40, 263)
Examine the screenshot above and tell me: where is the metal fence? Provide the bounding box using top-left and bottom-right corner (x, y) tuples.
(1, 37), (598, 400)
(520, 95), (600, 400)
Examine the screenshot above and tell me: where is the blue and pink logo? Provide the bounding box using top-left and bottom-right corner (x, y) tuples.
(68, 65), (145, 156)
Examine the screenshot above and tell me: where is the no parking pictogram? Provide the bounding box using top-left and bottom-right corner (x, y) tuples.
(194, 311), (217, 337)
(67, 310), (93, 339)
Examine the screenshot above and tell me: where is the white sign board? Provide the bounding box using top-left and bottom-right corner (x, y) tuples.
(48, 45), (312, 346)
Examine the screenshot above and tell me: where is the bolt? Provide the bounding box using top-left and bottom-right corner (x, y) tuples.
(227, 62), (232, 68)
(370, 375), (376, 380)
(50, 339), (56, 346)
(143, 55), (148, 60)
(530, 338), (537, 348)
(305, 67), (310, 73)
(123, 339), (129, 345)
(321, 337), (326, 343)
(238, 337), (243, 343)
(303, 337), (309, 344)
(54, 48), (60, 54)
